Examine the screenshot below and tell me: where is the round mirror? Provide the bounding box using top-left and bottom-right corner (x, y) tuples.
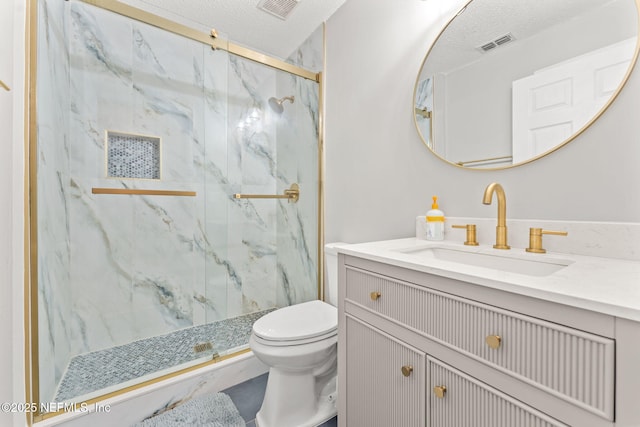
(414, 0), (640, 169)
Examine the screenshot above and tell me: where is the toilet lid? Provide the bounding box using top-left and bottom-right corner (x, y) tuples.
(252, 300), (337, 342)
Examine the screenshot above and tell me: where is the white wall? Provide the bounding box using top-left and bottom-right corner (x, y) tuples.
(1, 0), (26, 426)
(325, 0), (640, 244)
(0, 0), (14, 424)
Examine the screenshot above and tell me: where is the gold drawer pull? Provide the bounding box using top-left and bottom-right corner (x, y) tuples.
(433, 385), (447, 398)
(486, 335), (502, 349)
(401, 365), (413, 377)
(370, 291), (381, 301)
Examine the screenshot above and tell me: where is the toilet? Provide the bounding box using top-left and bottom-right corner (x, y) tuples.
(249, 243), (347, 427)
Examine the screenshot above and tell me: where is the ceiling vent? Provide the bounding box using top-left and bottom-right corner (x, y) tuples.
(257, 0), (301, 20)
(477, 33), (516, 53)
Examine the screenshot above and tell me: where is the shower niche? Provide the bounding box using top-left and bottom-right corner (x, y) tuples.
(31, 0), (323, 417)
(106, 131), (162, 180)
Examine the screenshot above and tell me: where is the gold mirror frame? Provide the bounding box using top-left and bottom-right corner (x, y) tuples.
(413, 0), (640, 170)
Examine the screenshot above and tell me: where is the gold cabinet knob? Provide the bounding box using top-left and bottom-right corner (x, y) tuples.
(433, 385), (447, 398)
(486, 335), (502, 349)
(401, 365), (413, 377)
(370, 291), (381, 301)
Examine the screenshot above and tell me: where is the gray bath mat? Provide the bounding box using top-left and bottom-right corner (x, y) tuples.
(133, 392), (245, 427)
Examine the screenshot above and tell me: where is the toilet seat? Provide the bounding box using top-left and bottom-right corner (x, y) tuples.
(252, 300), (337, 346)
(251, 329), (337, 347)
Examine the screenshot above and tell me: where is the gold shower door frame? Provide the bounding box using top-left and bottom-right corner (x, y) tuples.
(24, 0), (326, 423)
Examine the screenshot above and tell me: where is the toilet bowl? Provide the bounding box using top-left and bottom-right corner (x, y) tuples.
(249, 243), (347, 427)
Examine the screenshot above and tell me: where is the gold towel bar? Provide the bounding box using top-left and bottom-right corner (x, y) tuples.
(92, 188), (196, 196)
(233, 183), (300, 203)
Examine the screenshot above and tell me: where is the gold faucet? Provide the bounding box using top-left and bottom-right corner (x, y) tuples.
(482, 182), (510, 249)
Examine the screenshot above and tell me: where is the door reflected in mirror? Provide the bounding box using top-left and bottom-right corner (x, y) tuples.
(414, 0), (639, 169)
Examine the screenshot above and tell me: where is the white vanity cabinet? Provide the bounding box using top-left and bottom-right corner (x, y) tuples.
(428, 357), (567, 427)
(337, 254), (638, 427)
(345, 316), (425, 426)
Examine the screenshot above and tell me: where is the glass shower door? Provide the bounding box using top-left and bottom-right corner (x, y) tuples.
(202, 52), (320, 355)
(33, 0), (321, 412)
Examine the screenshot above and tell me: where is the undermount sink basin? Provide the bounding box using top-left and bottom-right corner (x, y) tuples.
(395, 245), (574, 277)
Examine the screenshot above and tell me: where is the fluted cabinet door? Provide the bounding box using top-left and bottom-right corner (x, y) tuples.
(345, 266), (614, 419)
(345, 315), (426, 427)
(428, 357), (568, 427)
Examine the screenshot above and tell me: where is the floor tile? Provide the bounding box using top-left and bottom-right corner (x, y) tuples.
(223, 373), (268, 422)
(225, 374), (338, 426)
(319, 416), (338, 427)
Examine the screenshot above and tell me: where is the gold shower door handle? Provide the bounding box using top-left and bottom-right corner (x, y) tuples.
(0, 80), (10, 91)
(233, 183), (300, 203)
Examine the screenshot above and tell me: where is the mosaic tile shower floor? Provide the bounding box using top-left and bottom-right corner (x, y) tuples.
(54, 309), (275, 402)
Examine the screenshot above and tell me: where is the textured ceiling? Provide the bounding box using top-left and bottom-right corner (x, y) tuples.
(123, 0), (347, 59)
(424, 0), (631, 73)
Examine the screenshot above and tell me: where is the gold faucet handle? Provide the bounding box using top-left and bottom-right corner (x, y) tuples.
(451, 224), (479, 246)
(526, 228), (568, 253)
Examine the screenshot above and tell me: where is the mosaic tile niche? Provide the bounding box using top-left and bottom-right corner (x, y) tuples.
(107, 131), (161, 179)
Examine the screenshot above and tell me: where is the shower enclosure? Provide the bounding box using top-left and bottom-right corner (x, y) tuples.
(29, 0), (322, 418)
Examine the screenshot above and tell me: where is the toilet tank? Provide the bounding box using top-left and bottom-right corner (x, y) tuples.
(324, 242), (350, 307)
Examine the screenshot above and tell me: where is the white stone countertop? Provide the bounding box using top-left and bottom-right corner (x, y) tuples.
(337, 237), (640, 322)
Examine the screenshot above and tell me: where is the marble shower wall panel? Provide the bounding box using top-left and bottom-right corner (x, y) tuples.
(67, 4), (137, 364)
(275, 26), (323, 307)
(66, 3), (208, 354)
(67, 190), (135, 349)
(227, 56), (279, 186)
(224, 56), (279, 317)
(287, 23), (324, 72)
(130, 22), (207, 330)
(273, 77), (319, 307)
(202, 48), (231, 323)
(129, 195), (199, 336)
(37, 0), (73, 404)
(131, 23), (204, 183)
(68, 3), (134, 181)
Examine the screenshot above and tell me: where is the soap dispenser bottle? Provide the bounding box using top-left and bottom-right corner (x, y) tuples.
(426, 196), (445, 241)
